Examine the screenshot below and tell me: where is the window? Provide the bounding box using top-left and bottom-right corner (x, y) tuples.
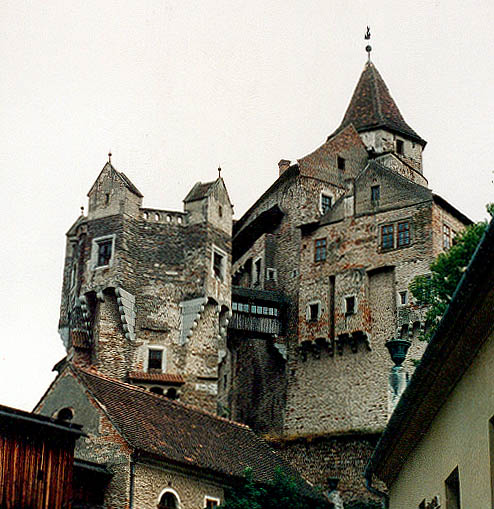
(92, 235), (115, 269)
(321, 193), (333, 214)
(266, 268), (277, 281)
(147, 348), (164, 372)
(315, 238), (327, 262)
(337, 156), (345, 170)
(105, 193), (110, 205)
(381, 224), (394, 250)
(166, 388), (178, 400)
(253, 258), (262, 284)
(212, 247), (226, 281)
(56, 407), (74, 421)
(204, 497), (220, 509)
(371, 185), (380, 202)
(398, 221), (410, 247)
(396, 139), (404, 155)
(345, 296), (356, 315)
(443, 224), (452, 250)
(97, 239), (112, 267)
(307, 302), (321, 322)
(150, 386), (164, 395)
(158, 491), (179, 509)
(445, 467), (460, 509)
(399, 291), (408, 305)
(218, 205), (223, 217)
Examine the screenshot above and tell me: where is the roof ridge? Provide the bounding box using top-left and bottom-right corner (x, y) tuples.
(75, 367), (251, 430)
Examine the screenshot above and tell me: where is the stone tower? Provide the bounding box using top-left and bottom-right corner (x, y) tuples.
(58, 161), (233, 412)
(225, 59), (470, 504)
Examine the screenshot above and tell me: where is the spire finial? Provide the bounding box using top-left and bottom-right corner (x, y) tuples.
(365, 26), (372, 62)
(80, 206), (85, 216)
(108, 151), (112, 164)
(218, 165), (222, 178)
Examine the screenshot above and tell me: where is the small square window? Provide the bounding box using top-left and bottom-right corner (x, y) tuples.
(396, 139), (404, 155)
(337, 156), (345, 170)
(371, 185), (380, 202)
(266, 268), (277, 281)
(321, 194), (333, 214)
(381, 224), (394, 250)
(345, 296), (355, 315)
(398, 221), (410, 247)
(148, 348), (163, 372)
(315, 238), (327, 262)
(205, 497), (220, 509)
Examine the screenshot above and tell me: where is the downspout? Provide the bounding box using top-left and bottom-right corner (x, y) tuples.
(129, 451), (137, 509)
(365, 473), (389, 509)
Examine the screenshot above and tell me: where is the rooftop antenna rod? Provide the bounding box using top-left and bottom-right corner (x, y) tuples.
(218, 165), (222, 178)
(365, 26), (372, 62)
(108, 151), (112, 164)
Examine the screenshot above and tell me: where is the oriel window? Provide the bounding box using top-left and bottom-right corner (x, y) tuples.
(315, 238), (327, 262)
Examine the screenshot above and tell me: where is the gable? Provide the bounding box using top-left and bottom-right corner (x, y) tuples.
(354, 162), (432, 217)
(87, 162), (143, 198)
(298, 124), (368, 184)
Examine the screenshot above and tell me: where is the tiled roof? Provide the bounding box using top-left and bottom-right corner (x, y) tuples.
(74, 368), (313, 491)
(128, 372), (185, 384)
(329, 62), (426, 146)
(183, 180), (217, 203)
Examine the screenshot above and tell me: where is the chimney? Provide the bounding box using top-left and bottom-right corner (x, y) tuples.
(278, 159), (291, 176)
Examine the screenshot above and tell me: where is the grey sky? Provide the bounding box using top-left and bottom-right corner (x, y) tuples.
(1, 0), (493, 410)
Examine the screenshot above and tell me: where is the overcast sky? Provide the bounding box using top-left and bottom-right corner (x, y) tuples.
(1, 0), (493, 410)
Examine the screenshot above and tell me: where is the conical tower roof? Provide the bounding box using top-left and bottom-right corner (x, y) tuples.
(330, 61), (426, 146)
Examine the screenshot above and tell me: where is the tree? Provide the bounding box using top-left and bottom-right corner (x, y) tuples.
(409, 219), (488, 342)
(219, 467), (330, 509)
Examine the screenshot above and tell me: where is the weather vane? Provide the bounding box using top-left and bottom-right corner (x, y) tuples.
(365, 26), (372, 62)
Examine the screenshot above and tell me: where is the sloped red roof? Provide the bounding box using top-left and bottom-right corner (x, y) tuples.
(74, 368), (311, 490)
(128, 371), (185, 384)
(330, 62), (426, 146)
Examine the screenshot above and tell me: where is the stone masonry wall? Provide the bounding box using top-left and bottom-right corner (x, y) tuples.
(133, 462), (224, 509)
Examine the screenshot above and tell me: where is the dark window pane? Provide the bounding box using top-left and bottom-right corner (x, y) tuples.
(148, 349), (162, 371)
(371, 185), (380, 202)
(97, 240), (112, 266)
(398, 221), (410, 246)
(337, 156), (345, 170)
(381, 225), (394, 249)
(345, 296), (355, 315)
(321, 194), (332, 214)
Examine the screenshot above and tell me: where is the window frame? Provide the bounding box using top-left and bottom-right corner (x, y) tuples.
(157, 488), (181, 509)
(314, 238), (327, 262)
(443, 223), (452, 250)
(204, 496), (221, 509)
(371, 185), (380, 203)
(91, 234), (116, 269)
(337, 156), (346, 170)
(211, 245), (227, 281)
(344, 295), (357, 316)
(306, 301), (321, 322)
(266, 268), (277, 281)
(320, 192), (334, 215)
(397, 221), (411, 247)
(145, 346), (166, 373)
(396, 138), (404, 155)
(381, 224), (395, 250)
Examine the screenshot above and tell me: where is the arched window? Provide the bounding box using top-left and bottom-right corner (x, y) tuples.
(56, 407), (74, 421)
(157, 490), (179, 509)
(150, 387), (164, 395)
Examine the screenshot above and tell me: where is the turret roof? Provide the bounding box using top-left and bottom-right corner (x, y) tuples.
(329, 62), (426, 146)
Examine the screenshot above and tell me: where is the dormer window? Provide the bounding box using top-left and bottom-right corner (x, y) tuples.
(337, 156), (346, 170)
(396, 139), (404, 155)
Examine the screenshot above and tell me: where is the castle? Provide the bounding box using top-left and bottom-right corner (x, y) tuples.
(35, 55), (470, 507)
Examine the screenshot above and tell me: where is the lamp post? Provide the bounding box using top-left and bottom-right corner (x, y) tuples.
(385, 338), (411, 415)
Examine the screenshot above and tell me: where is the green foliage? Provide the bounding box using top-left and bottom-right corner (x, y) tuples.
(409, 220), (487, 342)
(219, 467), (329, 509)
(344, 501), (382, 509)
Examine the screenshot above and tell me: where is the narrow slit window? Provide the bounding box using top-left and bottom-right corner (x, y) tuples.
(443, 224), (452, 250)
(371, 185), (380, 202)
